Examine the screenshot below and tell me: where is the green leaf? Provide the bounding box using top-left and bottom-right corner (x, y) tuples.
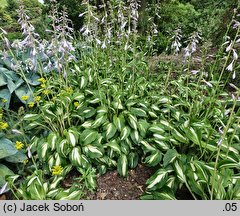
(4, 151), (28, 163)
(105, 123), (117, 140)
(105, 140), (121, 154)
(23, 114), (40, 121)
(0, 138), (17, 159)
(163, 149), (179, 167)
(130, 130), (140, 144)
(117, 154), (128, 177)
(128, 152), (139, 169)
(47, 132), (58, 151)
(113, 114), (125, 132)
(65, 130), (78, 147)
(81, 107), (96, 118)
(69, 147), (82, 167)
(130, 107), (147, 117)
(81, 129), (98, 144)
(83, 145), (104, 158)
(0, 164), (14, 187)
(149, 125), (165, 134)
(140, 140), (156, 152)
(146, 169), (168, 190)
(127, 114), (138, 130)
(56, 139), (71, 158)
(80, 76), (87, 89)
(120, 126), (131, 140)
(91, 114), (107, 128)
(144, 150), (162, 166)
(172, 129), (188, 143)
(37, 142), (49, 160)
(173, 160), (186, 182)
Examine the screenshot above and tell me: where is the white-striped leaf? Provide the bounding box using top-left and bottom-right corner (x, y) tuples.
(105, 140), (121, 154)
(106, 123), (117, 140)
(113, 114), (125, 131)
(173, 160), (186, 182)
(38, 142), (48, 160)
(144, 150), (162, 166)
(47, 133), (58, 151)
(91, 115), (107, 128)
(23, 114), (40, 121)
(149, 125), (165, 134)
(117, 154), (128, 177)
(120, 126), (131, 140)
(140, 140), (156, 152)
(83, 145), (103, 158)
(127, 114), (138, 130)
(81, 129), (98, 144)
(70, 147), (82, 167)
(80, 76), (87, 89)
(146, 169), (168, 190)
(130, 107), (147, 117)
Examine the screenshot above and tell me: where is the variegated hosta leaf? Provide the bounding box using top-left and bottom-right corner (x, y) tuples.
(117, 154), (128, 177)
(146, 169), (168, 190)
(65, 129), (78, 147)
(163, 149), (179, 167)
(72, 92), (85, 101)
(83, 145), (104, 158)
(23, 114), (41, 121)
(127, 114), (138, 130)
(128, 152), (139, 169)
(130, 107), (147, 117)
(159, 120), (173, 130)
(97, 106), (108, 115)
(80, 76), (87, 89)
(113, 113), (125, 132)
(70, 147), (82, 167)
(56, 139), (71, 158)
(172, 128), (188, 143)
(105, 123), (117, 140)
(105, 140), (121, 154)
(153, 139), (170, 151)
(148, 125), (165, 134)
(184, 127), (201, 145)
(130, 130), (140, 144)
(140, 140), (156, 152)
(148, 111), (158, 118)
(137, 119), (150, 138)
(37, 142), (48, 160)
(81, 107), (96, 118)
(120, 141), (130, 155)
(120, 126), (131, 140)
(173, 160), (186, 183)
(91, 114), (107, 128)
(144, 150), (162, 167)
(81, 129), (98, 144)
(58, 190), (83, 200)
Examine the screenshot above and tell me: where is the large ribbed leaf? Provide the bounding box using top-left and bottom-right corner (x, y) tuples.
(0, 138), (17, 159)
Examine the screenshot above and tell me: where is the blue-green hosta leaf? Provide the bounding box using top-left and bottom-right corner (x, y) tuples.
(146, 169), (168, 190)
(105, 123), (117, 140)
(83, 145), (104, 158)
(117, 154), (128, 177)
(163, 149), (179, 167)
(81, 129), (98, 144)
(0, 88), (11, 108)
(128, 152), (139, 169)
(4, 151), (27, 163)
(0, 138), (17, 159)
(130, 107), (147, 117)
(0, 72), (7, 86)
(144, 150), (162, 167)
(120, 126), (131, 140)
(113, 114), (125, 132)
(0, 164), (14, 188)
